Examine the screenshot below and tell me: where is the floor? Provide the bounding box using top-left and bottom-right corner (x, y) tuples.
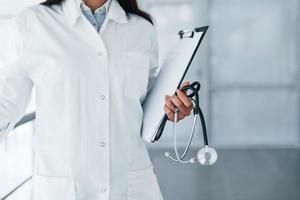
(149, 148), (300, 200)
(2, 148), (300, 200)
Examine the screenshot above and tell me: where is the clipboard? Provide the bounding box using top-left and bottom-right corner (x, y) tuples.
(141, 26), (209, 143)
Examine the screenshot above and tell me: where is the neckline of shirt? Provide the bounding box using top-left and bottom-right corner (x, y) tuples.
(79, 0), (112, 15)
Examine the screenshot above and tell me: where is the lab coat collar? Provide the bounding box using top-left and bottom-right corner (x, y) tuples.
(62, 0), (128, 27)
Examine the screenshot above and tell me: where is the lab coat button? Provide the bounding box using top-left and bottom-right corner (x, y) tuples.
(100, 142), (106, 147)
(100, 188), (107, 193)
(97, 52), (103, 56)
(100, 95), (105, 100)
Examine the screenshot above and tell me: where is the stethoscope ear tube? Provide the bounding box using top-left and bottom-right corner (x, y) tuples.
(179, 82), (209, 146)
(197, 105), (208, 146)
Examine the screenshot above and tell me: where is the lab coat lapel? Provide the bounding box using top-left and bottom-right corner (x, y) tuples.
(99, 0), (129, 34)
(61, 0), (129, 55)
(62, 0), (128, 29)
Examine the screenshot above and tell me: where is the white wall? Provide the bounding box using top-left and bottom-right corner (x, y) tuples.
(0, 0), (42, 18)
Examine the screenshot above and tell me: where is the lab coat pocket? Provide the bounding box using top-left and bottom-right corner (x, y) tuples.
(128, 165), (164, 200)
(32, 174), (76, 200)
(124, 52), (150, 100)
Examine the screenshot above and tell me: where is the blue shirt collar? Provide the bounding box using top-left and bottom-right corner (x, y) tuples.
(62, 0), (128, 27)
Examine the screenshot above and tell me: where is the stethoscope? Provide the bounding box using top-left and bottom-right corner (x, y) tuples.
(164, 81), (218, 165)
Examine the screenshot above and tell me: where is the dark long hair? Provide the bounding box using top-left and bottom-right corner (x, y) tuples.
(41, 0), (153, 25)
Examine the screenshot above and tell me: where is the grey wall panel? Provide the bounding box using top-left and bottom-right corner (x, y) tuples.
(211, 90), (299, 147)
(208, 0), (300, 148)
(209, 0), (298, 85)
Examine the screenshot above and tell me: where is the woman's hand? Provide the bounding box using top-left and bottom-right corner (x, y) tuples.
(164, 81), (193, 122)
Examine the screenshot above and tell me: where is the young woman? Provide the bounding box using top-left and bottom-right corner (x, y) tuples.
(0, 0), (193, 199)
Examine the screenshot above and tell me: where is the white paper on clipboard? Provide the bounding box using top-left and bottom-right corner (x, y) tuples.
(141, 26), (208, 143)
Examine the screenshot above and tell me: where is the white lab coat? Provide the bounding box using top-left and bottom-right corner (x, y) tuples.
(0, 0), (164, 199)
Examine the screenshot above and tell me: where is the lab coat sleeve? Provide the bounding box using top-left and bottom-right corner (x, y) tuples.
(145, 26), (160, 100)
(0, 18), (33, 141)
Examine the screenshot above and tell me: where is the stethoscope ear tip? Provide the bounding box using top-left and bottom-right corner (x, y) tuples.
(164, 152), (171, 157)
(197, 146), (218, 166)
(190, 158), (196, 164)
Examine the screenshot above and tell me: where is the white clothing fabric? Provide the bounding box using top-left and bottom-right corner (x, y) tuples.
(0, 0), (163, 199)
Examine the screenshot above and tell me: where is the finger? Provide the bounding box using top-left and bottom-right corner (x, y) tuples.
(164, 105), (187, 122)
(176, 89), (193, 109)
(170, 95), (191, 116)
(164, 105), (174, 122)
(176, 112), (185, 122)
(180, 81), (190, 89)
(165, 95), (176, 112)
(179, 81), (191, 95)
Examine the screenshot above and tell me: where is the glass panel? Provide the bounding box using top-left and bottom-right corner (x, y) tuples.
(0, 122), (34, 197)
(210, 0), (298, 85)
(211, 90), (299, 146)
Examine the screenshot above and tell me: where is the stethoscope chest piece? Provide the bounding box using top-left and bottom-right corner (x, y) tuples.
(197, 145), (218, 166)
